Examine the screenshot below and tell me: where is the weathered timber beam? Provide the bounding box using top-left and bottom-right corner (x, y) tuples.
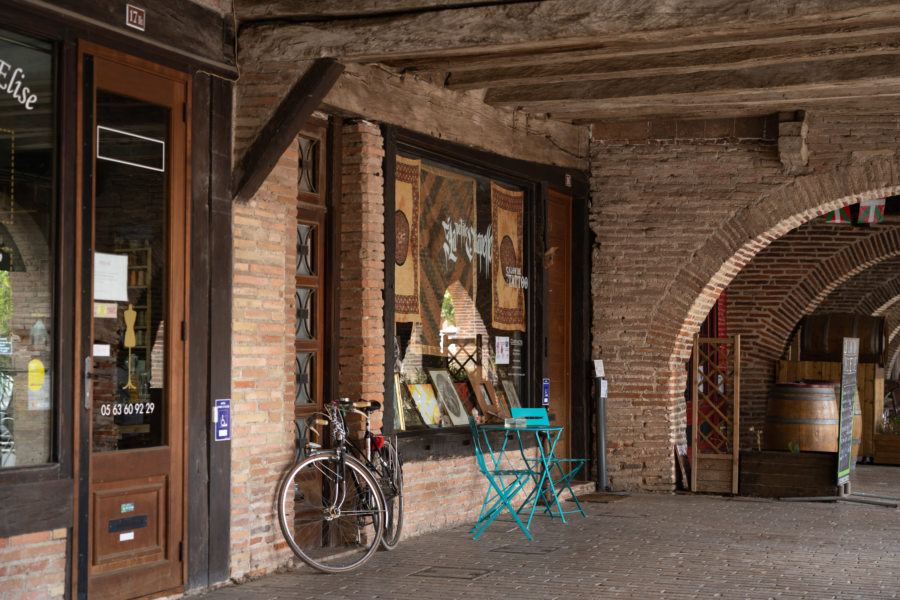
(484, 54), (900, 105)
(446, 31), (900, 90)
(392, 24), (900, 74)
(320, 62), (588, 169)
(238, 0), (900, 64)
(541, 86), (900, 122)
(235, 0), (516, 22)
(232, 58), (344, 203)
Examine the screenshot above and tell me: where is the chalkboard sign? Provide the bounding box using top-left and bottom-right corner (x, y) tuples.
(837, 337), (859, 485)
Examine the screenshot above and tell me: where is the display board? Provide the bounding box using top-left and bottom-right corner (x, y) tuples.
(837, 337), (859, 485)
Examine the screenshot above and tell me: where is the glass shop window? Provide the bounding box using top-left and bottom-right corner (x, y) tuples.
(0, 29), (57, 468)
(392, 154), (527, 431)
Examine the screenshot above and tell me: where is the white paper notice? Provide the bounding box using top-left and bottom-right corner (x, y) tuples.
(119, 531), (135, 542)
(94, 252), (128, 301)
(93, 344), (111, 357)
(495, 337), (510, 365)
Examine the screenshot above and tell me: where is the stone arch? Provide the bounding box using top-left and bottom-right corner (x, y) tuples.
(603, 154), (900, 491)
(863, 274), (900, 316)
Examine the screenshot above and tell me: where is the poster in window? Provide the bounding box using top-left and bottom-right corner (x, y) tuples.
(394, 157), (421, 322)
(418, 164), (476, 354)
(491, 182), (526, 331)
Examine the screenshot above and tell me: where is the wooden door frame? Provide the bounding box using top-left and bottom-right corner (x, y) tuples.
(74, 41), (191, 600)
(541, 184), (591, 470)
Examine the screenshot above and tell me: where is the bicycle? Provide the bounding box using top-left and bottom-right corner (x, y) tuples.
(277, 398), (403, 573)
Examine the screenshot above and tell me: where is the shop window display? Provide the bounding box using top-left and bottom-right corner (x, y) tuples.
(0, 29), (56, 468)
(393, 153), (527, 430)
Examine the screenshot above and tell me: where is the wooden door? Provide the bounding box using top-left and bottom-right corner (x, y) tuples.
(77, 45), (189, 600)
(547, 189), (572, 458)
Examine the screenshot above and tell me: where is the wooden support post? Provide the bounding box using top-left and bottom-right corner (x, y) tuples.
(232, 58), (345, 203)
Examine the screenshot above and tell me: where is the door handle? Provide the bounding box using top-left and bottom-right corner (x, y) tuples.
(84, 356), (92, 410)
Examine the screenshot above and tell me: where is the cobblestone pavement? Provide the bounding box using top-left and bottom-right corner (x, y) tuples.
(194, 465), (900, 600)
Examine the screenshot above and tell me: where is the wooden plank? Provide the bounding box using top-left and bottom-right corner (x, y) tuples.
(236, 0), (492, 21)
(238, 0), (900, 64)
(233, 58), (345, 203)
(484, 54), (900, 107)
(446, 32), (900, 90)
(321, 62), (588, 169)
(0, 479), (73, 537)
(506, 85), (900, 122)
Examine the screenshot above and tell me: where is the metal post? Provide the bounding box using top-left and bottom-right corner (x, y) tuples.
(595, 375), (608, 492)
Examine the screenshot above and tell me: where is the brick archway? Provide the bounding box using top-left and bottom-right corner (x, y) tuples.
(732, 230), (900, 431)
(595, 154), (900, 491)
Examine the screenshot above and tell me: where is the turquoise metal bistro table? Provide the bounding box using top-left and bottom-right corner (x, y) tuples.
(470, 419), (572, 540)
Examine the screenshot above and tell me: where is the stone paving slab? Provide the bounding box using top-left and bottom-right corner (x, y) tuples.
(192, 465), (900, 600)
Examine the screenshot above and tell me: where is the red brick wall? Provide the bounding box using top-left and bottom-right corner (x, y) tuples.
(590, 113), (900, 491)
(230, 143), (298, 578)
(0, 529), (67, 599)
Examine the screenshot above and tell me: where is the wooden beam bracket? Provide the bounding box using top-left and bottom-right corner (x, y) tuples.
(232, 58), (344, 203)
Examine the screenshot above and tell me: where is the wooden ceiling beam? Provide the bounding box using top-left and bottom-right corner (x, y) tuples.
(234, 0), (520, 22)
(238, 0), (900, 65)
(390, 25), (900, 74)
(539, 87), (900, 122)
(484, 54), (900, 106)
(320, 62), (588, 169)
(446, 32), (900, 90)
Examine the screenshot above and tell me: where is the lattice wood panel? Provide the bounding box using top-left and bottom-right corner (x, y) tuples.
(691, 334), (740, 494)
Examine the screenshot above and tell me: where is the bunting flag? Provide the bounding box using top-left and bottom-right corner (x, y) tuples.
(825, 207), (851, 224)
(858, 198), (885, 224)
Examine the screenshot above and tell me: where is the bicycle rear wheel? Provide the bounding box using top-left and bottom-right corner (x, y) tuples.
(278, 452), (384, 573)
(378, 439), (404, 550)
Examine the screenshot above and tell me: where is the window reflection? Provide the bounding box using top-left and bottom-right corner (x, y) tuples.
(0, 29), (55, 468)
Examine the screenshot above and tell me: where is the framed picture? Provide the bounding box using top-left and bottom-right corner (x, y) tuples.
(407, 383), (442, 426)
(427, 368), (468, 426)
(397, 379), (426, 430)
(392, 374), (406, 430)
(467, 368), (506, 420)
(501, 379), (521, 410)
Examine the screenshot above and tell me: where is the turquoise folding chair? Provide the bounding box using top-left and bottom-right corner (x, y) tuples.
(468, 416), (535, 540)
(510, 407), (587, 520)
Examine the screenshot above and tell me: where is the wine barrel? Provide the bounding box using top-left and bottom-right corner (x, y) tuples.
(800, 313), (885, 363)
(764, 383), (839, 452)
(800, 381), (862, 465)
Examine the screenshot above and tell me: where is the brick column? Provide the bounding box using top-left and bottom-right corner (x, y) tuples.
(338, 121), (386, 416)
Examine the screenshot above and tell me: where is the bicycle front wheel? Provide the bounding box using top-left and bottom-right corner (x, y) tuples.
(278, 452), (384, 573)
